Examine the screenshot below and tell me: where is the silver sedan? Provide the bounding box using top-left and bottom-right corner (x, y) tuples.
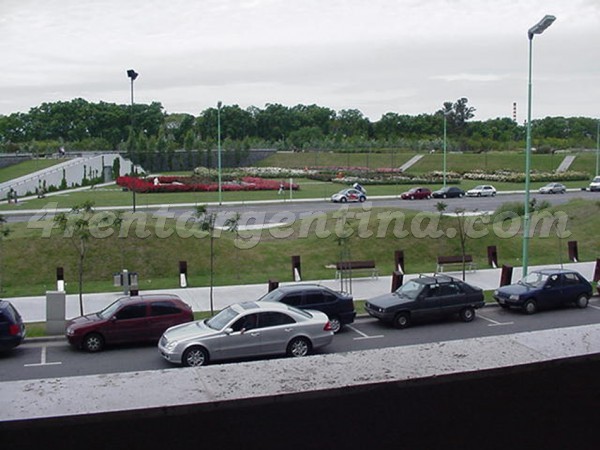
(158, 301), (334, 367)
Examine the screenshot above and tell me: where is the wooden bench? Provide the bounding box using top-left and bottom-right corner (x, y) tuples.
(436, 255), (476, 273)
(335, 260), (379, 279)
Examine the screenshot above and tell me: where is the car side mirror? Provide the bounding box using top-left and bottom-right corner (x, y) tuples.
(224, 327), (233, 335)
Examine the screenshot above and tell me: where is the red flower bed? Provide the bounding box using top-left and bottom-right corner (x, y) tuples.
(116, 176), (299, 193)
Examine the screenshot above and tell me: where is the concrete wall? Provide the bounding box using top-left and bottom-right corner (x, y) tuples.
(2, 325), (600, 450)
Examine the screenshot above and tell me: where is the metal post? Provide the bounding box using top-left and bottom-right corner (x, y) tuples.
(522, 15), (555, 278)
(443, 114), (447, 188)
(522, 36), (534, 278)
(217, 101), (222, 205)
(596, 119), (600, 176)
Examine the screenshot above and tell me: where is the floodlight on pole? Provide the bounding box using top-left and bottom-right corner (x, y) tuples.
(126, 69), (139, 213)
(217, 101), (223, 206)
(522, 15), (555, 278)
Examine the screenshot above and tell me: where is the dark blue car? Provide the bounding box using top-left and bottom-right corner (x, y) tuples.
(493, 269), (592, 314)
(258, 284), (355, 333)
(0, 300), (26, 352)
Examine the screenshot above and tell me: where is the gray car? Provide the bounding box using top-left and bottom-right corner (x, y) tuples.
(159, 301), (334, 367)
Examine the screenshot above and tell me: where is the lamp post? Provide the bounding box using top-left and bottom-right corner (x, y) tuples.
(596, 119), (600, 176)
(126, 69), (139, 212)
(522, 15), (555, 278)
(217, 101), (223, 205)
(443, 111), (448, 188)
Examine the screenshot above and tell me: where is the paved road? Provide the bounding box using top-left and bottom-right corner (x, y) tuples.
(4, 190), (598, 226)
(2, 297), (599, 382)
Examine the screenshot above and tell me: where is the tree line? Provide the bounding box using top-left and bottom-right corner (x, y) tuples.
(0, 97), (598, 156)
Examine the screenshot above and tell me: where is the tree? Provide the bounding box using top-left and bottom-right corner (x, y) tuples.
(195, 205), (218, 315)
(54, 201), (109, 315)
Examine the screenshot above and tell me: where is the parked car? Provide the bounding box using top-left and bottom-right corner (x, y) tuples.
(431, 186), (465, 199)
(159, 301), (334, 367)
(0, 300), (26, 352)
(258, 284), (355, 333)
(466, 185), (496, 197)
(331, 188), (366, 203)
(66, 294), (194, 352)
(589, 176), (600, 192)
(400, 187), (432, 200)
(538, 182), (566, 194)
(365, 275), (485, 329)
(493, 269), (592, 314)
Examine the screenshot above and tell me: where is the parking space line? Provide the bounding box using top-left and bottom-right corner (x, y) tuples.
(346, 324), (384, 340)
(588, 304), (600, 311)
(477, 314), (514, 327)
(24, 346), (62, 367)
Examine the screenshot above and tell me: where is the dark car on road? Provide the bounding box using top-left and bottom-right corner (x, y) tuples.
(431, 186), (465, 199)
(258, 284), (355, 333)
(66, 294), (194, 352)
(365, 275), (485, 328)
(400, 187), (432, 200)
(0, 300), (26, 352)
(493, 269), (592, 314)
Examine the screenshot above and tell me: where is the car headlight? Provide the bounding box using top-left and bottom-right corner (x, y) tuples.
(509, 294), (520, 301)
(165, 341), (178, 351)
(66, 327), (74, 336)
(493, 290), (499, 296)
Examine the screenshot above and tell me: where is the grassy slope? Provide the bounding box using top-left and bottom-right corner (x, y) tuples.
(1, 199), (598, 298)
(0, 159), (63, 184)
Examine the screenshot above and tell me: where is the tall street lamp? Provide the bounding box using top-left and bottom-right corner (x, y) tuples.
(217, 101), (223, 205)
(126, 69), (139, 212)
(443, 110), (449, 188)
(522, 15), (556, 278)
(596, 119), (600, 176)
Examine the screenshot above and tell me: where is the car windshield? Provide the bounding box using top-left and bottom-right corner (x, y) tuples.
(394, 280), (424, 299)
(98, 298), (124, 319)
(258, 290), (284, 302)
(205, 306), (239, 330)
(520, 272), (549, 288)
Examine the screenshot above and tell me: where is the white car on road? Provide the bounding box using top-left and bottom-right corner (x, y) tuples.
(466, 185), (497, 197)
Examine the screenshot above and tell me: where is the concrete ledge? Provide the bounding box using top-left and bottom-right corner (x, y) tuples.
(2, 324), (600, 449)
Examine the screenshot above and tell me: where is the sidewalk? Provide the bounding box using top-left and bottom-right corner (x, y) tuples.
(6, 261), (597, 323)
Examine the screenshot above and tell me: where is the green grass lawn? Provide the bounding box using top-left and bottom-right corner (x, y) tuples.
(1, 198), (598, 298)
(0, 158), (64, 183)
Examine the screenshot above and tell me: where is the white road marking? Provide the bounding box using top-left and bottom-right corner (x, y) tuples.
(588, 304), (600, 311)
(477, 314), (514, 327)
(346, 324), (384, 340)
(24, 346), (62, 367)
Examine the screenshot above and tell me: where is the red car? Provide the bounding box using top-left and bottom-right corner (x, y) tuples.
(66, 294), (193, 352)
(400, 187), (432, 200)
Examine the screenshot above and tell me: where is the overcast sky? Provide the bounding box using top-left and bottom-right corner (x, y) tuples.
(1, 0), (599, 122)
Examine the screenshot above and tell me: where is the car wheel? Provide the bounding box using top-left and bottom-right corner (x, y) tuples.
(410, 195), (414, 200)
(477, 192), (481, 197)
(83, 333), (104, 352)
(340, 197), (347, 203)
(492, 192), (496, 197)
(442, 194), (447, 199)
(523, 299), (537, 315)
(328, 316), (342, 333)
(392, 312), (410, 329)
(287, 337), (311, 357)
(575, 295), (589, 309)
(182, 346), (209, 367)
(459, 306), (475, 322)
(359, 196), (366, 203)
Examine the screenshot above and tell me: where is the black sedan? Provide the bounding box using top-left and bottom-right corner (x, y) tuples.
(431, 186), (465, 199)
(493, 269), (592, 314)
(0, 300), (26, 352)
(365, 275), (484, 328)
(258, 284), (355, 333)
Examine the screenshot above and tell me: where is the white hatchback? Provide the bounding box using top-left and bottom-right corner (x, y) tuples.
(466, 185), (497, 197)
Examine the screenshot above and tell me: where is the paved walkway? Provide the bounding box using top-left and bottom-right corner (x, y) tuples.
(6, 261), (597, 323)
